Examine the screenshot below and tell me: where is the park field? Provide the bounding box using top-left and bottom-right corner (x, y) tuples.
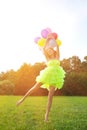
(0, 96), (87, 130)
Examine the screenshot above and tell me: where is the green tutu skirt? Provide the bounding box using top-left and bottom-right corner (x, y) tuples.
(36, 59), (66, 90)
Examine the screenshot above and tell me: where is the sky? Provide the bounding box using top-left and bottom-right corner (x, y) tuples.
(0, 0), (87, 72)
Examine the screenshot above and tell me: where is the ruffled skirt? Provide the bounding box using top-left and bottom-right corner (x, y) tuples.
(36, 59), (66, 90)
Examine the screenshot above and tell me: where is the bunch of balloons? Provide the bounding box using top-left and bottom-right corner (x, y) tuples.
(34, 27), (62, 47)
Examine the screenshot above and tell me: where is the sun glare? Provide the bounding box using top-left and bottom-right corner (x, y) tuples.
(0, 0), (87, 72)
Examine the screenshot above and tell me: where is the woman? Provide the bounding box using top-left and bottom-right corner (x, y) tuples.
(16, 35), (65, 122)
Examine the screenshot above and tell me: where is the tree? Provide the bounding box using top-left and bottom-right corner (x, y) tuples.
(70, 56), (81, 71)
(80, 56), (87, 71)
(14, 62), (47, 95)
(61, 58), (71, 72)
(84, 56), (87, 62)
(0, 80), (14, 95)
(61, 71), (87, 96)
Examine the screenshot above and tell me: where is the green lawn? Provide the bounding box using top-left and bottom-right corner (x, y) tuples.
(0, 96), (87, 130)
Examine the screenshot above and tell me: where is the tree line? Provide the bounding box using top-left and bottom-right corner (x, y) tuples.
(0, 55), (87, 96)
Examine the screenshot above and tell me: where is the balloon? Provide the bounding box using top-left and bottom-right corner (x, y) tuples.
(37, 38), (46, 46)
(47, 32), (58, 40)
(46, 27), (52, 33)
(41, 29), (49, 38)
(56, 39), (62, 46)
(34, 37), (41, 43)
(52, 33), (58, 39)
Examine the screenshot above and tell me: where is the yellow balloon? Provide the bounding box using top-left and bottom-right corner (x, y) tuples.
(37, 38), (46, 46)
(56, 39), (62, 46)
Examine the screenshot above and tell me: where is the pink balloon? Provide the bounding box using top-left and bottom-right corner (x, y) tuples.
(34, 37), (41, 43)
(47, 32), (58, 40)
(41, 29), (49, 38)
(46, 27), (52, 33)
(52, 32), (58, 39)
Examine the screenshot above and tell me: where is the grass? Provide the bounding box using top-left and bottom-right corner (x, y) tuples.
(0, 96), (87, 130)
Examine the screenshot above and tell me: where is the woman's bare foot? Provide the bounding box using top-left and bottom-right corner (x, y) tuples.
(44, 113), (48, 122)
(16, 98), (24, 106)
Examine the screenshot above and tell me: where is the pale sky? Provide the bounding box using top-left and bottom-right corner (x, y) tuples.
(0, 0), (87, 72)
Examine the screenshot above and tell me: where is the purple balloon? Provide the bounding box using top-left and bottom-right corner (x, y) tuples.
(34, 37), (41, 43)
(41, 29), (49, 38)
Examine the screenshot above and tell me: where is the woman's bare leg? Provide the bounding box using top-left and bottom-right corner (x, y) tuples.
(16, 82), (42, 106)
(45, 86), (55, 122)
